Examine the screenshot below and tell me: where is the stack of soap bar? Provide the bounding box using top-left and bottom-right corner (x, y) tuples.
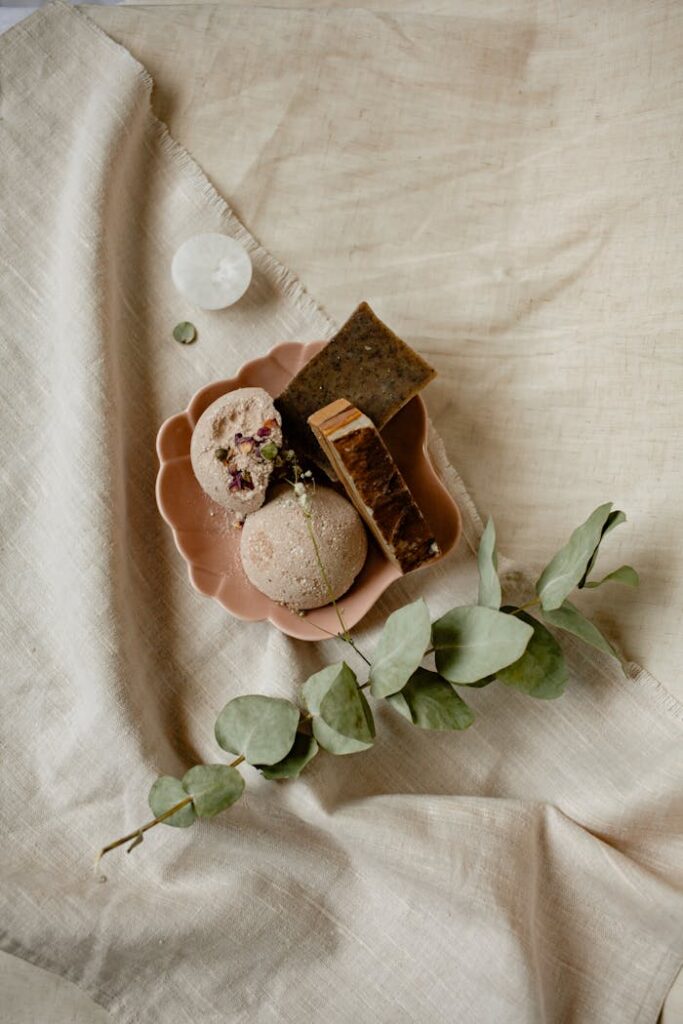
(276, 302), (436, 472)
(308, 399), (440, 574)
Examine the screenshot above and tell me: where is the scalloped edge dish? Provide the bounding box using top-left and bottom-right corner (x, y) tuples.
(156, 341), (461, 640)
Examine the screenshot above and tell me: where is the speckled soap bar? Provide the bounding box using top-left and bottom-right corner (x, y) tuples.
(276, 302), (436, 470)
(308, 399), (440, 574)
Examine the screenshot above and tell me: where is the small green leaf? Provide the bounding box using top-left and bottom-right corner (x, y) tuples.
(259, 440), (279, 461)
(496, 609), (567, 699)
(477, 518), (501, 610)
(320, 665), (375, 742)
(181, 764), (244, 817)
(258, 733), (319, 780)
(578, 510), (626, 587)
(215, 695), (300, 765)
(584, 565), (639, 589)
(387, 668), (475, 730)
(148, 776), (196, 828)
(302, 663), (347, 715)
(172, 321), (197, 345)
(302, 663), (374, 756)
(369, 598), (431, 698)
(433, 605), (533, 684)
(536, 503), (614, 610)
(542, 600), (619, 660)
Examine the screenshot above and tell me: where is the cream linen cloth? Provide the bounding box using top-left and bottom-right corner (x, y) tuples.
(90, 0), (683, 693)
(1, 4), (682, 1023)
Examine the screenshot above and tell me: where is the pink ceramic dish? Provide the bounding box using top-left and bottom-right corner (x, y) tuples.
(156, 341), (461, 641)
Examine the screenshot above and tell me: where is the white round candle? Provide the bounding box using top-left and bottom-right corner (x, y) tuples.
(171, 233), (252, 310)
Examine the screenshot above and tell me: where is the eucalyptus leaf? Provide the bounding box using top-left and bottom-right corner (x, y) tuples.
(386, 668), (475, 730)
(464, 676), (495, 689)
(433, 605), (533, 684)
(181, 764), (244, 817)
(542, 600), (619, 660)
(148, 776), (196, 828)
(215, 695), (299, 766)
(496, 609), (567, 699)
(578, 510), (626, 587)
(301, 663), (346, 715)
(369, 598), (431, 698)
(320, 666), (375, 742)
(258, 733), (319, 780)
(312, 716), (374, 755)
(536, 503), (614, 611)
(584, 565), (639, 589)
(477, 518), (501, 610)
(172, 321), (197, 345)
(302, 663), (374, 756)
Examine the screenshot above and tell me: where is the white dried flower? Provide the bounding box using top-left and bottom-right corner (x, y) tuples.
(293, 480), (311, 511)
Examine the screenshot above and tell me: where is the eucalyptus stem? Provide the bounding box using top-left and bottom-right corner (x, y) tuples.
(96, 500), (635, 867)
(343, 636), (372, 666)
(96, 754), (245, 869)
(303, 513), (349, 637)
(308, 615), (372, 666)
(293, 468), (371, 666)
(95, 795), (194, 867)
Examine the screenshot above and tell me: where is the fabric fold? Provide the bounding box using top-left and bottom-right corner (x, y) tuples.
(0, 4), (681, 1023)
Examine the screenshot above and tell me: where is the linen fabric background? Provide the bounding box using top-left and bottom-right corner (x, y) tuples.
(88, 0), (683, 695)
(0, 3), (682, 1023)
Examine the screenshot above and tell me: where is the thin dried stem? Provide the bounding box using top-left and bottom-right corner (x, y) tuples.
(291, 465), (372, 667)
(95, 754), (246, 871)
(306, 616), (372, 666)
(511, 597), (541, 615)
(95, 795), (194, 870)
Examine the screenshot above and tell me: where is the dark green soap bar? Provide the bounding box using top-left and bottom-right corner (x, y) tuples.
(275, 302), (436, 470)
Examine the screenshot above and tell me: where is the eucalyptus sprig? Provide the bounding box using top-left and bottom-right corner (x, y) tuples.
(96, 501), (638, 868)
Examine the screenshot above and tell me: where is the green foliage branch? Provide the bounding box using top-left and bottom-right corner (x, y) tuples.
(97, 501), (637, 867)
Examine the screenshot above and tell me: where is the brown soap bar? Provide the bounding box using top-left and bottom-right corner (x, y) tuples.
(309, 399), (440, 575)
(276, 302), (436, 471)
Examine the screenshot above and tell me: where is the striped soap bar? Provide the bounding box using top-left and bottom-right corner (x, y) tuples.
(308, 399), (440, 574)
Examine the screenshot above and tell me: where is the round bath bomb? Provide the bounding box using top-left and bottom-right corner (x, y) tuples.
(191, 388), (283, 520)
(240, 485), (368, 609)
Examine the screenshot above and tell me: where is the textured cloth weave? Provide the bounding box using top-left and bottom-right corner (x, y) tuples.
(0, 5), (681, 1022)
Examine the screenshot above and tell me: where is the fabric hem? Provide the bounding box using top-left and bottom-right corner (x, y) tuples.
(2, 928), (681, 1024)
(638, 948), (683, 1024)
(52, 1), (337, 342)
(0, 934), (139, 1024)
